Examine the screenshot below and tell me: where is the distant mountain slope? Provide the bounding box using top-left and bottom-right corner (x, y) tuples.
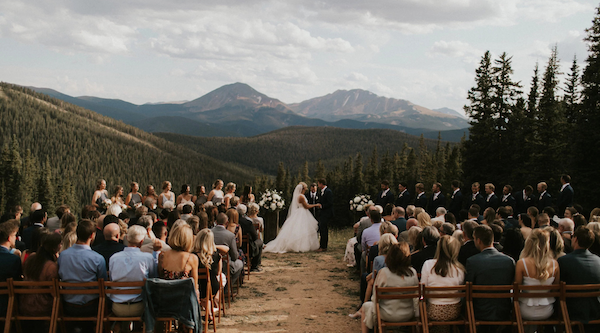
(130, 116), (241, 137)
(433, 107), (467, 119)
(289, 89), (469, 130)
(1, 83), (259, 211)
(182, 82), (289, 112)
(155, 126), (445, 175)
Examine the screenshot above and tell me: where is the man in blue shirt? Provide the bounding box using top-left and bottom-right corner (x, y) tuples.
(58, 219), (107, 330)
(0, 220), (22, 315)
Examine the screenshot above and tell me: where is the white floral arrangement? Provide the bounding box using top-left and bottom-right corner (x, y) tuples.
(349, 194), (373, 212)
(102, 199), (112, 209)
(258, 189), (285, 212)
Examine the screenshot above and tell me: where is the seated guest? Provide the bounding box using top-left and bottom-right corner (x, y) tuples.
(246, 203), (264, 240)
(537, 213), (551, 228)
(158, 224), (199, 298)
(501, 228), (525, 261)
(382, 204), (395, 222)
(441, 223), (456, 236)
(143, 222), (171, 255)
(458, 221), (480, 266)
(22, 209), (47, 250)
(452, 230), (464, 244)
(109, 225), (157, 328)
(225, 209), (243, 250)
(519, 213), (533, 240)
(237, 205), (263, 272)
(558, 218), (575, 253)
(0, 220), (22, 315)
(587, 222), (600, 256)
(212, 213), (244, 285)
(180, 205), (193, 222)
(411, 226), (440, 272)
(466, 225), (515, 321)
(558, 226), (600, 323)
(46, 205), (69, 233)
(391, 207), (407, 233)
(187, 216), (200, 235)
(361, 210), (383, 273)
(431, 207), (447, 224)
(491, 223), (504, 251)
(21, 233), (61, 318)
(421, 236), (465, 326)
(515, 228), (559, 321)
(482, 207), (495, 226)
(193, 229), (222, 310)
(406, 225), (422, 252)
(358, 242), (419, 332)
(58, 212), (77, 235)
(527, 207), (539, 229)
(92, 221), (125, 268)
(417, 211), (432, 228)
(548, 228), (566, 259)
(58, 220), (107, 331)
(398, 218), (418, 243)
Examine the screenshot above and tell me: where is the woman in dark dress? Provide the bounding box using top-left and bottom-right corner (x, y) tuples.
(193, 229), (222, 304)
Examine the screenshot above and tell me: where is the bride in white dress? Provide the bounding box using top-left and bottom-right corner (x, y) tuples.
(263, 182), (322, 253)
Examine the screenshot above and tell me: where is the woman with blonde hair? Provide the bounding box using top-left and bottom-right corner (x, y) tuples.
(223, 182), (237, 208)
(515, 228), (560, 321)
(407, 226), (423, 251)
(125, 182), (143, 212)
(92, 178), (110, 214)
(193, 229), (222, 306)
(482, 207), (495, 225)
(111, 185), (127, 210)
(247, 203), (264, 240)
(158, 224), (199, 297)
(158, 181), (175, 210)
(421, 236), (465, 330)
(417, 211), (431, 228)
(207, 180), (224, 206)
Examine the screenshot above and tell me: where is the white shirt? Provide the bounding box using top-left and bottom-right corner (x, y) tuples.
(417, 192), (424, 199)
(561, 183), (570, 192)
(321, 186), (328, 195)
(472, 192), (479, 200)
(109, 247), (157, 303)
(399, 189), (407, 197)
(539, 191), (547, 200)
(420, 259), (465, 305)
(487, 193), (494, 201)
(502, 194), (510, 201)
(381, 189), (390, 198)
(453, 189), (460, 196)
(433, 191), (440, 200)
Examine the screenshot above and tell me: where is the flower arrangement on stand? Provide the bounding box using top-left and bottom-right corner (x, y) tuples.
(258, 189), (286, 242)
(349, 194), (373, 212)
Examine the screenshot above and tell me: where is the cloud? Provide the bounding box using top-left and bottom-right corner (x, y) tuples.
(428, 40), (482, 63)
(345, 72), (369, 82)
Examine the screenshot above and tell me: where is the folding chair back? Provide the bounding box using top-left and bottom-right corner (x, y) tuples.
(466, 282), (521, 333)
(220, 254), (233, 308)
(56, 279), (104, 333)
(103, 280), (146, 333)
(513, 282), (567, 332)
(0, 279), (14, 333)
(198, 266), (216, 332)
(420, 284), (469, 333)
(9, 279), (59, 333)
(561, 282), (600, 333)
(375, 284), (424, 333)
(241, 234), (251, 281)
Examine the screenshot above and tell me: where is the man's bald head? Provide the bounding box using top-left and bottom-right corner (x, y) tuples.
(103, 223), (120, 241)
(406, 218), (418, 230)
(30, 202), (42, 212)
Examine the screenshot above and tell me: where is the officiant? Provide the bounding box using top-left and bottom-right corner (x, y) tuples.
(306, 183), (319, 217)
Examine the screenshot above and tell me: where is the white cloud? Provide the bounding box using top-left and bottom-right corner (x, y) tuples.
(345, 72), (369, 82)
(428, 40), (482, 63)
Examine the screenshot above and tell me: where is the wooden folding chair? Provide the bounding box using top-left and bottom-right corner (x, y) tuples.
(0, 279), (14, 333)
(374, 284), (425, 333)
(561, 282), (600, 333)
(198, 266), (217, 332)
(220, 254), (233, 308)
(513, 282), (568, 333)
(56, 279), (105, 333)
(241, 234), (252, 281)
(420, 284), (470, 333)
(102, 280), (146, 333)
(9, 279), (59, 333)
(466, 282), (522, 333)
(365, 245), (371, 274)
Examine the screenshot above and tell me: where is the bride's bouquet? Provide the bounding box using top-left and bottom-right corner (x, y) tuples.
(349, 194), (373, 212)
(258, 189), (285, 212)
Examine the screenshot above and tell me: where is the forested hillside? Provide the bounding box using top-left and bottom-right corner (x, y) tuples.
(0, 83), (260, 215)
(155, 127), (449, 175)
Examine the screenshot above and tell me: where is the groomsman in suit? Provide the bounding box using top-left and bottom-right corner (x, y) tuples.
(557, 175), (574, 217)
(427, 182), (445, 217)
(537, 182), (553, 212)
(483, 183), (499, 211)
(316, 178), (334, 252)
(501, 185), (516, 213)
(466, 182), (485, 214)
(558, 226), (600, 325)
(375, 180), (394, 208)
(306, 183), (319, 217)
(448, 180), (463, 219)
(394, 182), (411, 209)
(466, 225), (515, 323)
(414, 183), (428, 211)
(515, 185), (535, 215)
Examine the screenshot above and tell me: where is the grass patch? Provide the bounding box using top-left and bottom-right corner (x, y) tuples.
(275, 287), (287, 292)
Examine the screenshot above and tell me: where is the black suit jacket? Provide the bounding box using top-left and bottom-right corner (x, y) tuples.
(239, 216), (262, 257)
(391, 217), (407, 233)
(92, 240), (125, 269)
(557, 184), (574, 215)
(414, 193), (428, 210)
(306, 191), (319, 216)
(317, 187), (334, 219)
(21, 224), (42, 250)
(501, 194), (516, 213)
(515, 191), (535, 215)
(394, 190), (411, 209)
(558, 249), (600, 321)
(375, 190), (395, 208)
(484, 193), (499, 211)
(537, 192), (553, 212)
(466, 247), (515, 321)
(458, 240), (480, 266)
(466, 193), (485, 214)
(0, 246), (22, 315)
(411, 245), (437, 273)
(448, 189), (464, 218)
(427, 193), (446, 216)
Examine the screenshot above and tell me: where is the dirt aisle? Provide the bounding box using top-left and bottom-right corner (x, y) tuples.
(218, 229), (361, 332)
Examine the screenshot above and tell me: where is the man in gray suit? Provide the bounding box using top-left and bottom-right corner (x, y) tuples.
(558, 226), (600, 325)
(466, 225), (515, 325)
(212, 213), (243, 284)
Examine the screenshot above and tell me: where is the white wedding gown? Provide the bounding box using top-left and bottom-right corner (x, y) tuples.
(263, 184), (320, 253)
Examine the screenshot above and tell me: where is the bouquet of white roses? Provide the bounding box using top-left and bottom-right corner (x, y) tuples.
(349, 194), (373, 212)
(102, 199), (112, 209)
(258, 189), (285, 212)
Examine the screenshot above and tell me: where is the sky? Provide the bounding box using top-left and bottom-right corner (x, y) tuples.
(0, 0), (596, 115)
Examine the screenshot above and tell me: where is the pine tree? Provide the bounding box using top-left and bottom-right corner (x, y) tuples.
(37, 156), (54, 214)
(20, 149), (38, 211)
(3, 137), (22, 212)
(56, 178), (76, 211)
(301, 161), (310, 183)
(275, 162), (286, 190)
(379, 150), (393, 184)
(314, 159), (326, 181)
(365, 146), (379, 195)
(564, 55), (581, 124)
(353, 153), (365, 194)
(527, 63), (540, 115)
(406, 148), (417, 184)
(416, 135), (429, 182)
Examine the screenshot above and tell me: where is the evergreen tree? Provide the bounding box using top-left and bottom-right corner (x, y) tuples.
(314, 159), (326, 180)
(416, 135), (429, 182)
(353, 153), (365, 194)
(301, 161), (310, 183)
(20, 149), (38, 211)
(56, 178), (76, 211)
(2, 137), (22, 212)
(564, 55), (581, 124)
(406, 148), (417, 184)
(284, 167), (292, 198)
(276, 162), (286, 190)
(37, 156), (54, 214)
(365, 146), (379, 195)
(379, 150), (393, 184)
(527, 63), (540, 114)
(462, 51), (496, 184)
(574, 5), (600, 210)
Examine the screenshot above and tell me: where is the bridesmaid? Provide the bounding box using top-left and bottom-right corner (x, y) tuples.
(240, 185), (255, 204)
(125, 182), (143, 211)
(111, 185), (127, 210)
(177, 184), (195, 209)
(223, 182), (236, 208)
(143, 185), (159, 211)
(91, 179), (109, 214)
(207, 179), (224, 206)
(158, 181), (176, 210)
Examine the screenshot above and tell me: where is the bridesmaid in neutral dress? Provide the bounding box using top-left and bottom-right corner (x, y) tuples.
(207, 179), (224, 206)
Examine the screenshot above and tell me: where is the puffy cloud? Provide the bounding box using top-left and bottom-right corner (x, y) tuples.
(428, 40), (482, 63)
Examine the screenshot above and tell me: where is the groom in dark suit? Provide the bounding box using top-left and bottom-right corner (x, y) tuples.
(316, 178), (334, 252)
(375, 180), (394, 208)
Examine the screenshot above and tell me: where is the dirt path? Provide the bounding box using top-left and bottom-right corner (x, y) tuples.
(218, 229), (361, 332)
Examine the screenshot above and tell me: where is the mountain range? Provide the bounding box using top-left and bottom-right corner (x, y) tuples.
(29, 83), (469, 142)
